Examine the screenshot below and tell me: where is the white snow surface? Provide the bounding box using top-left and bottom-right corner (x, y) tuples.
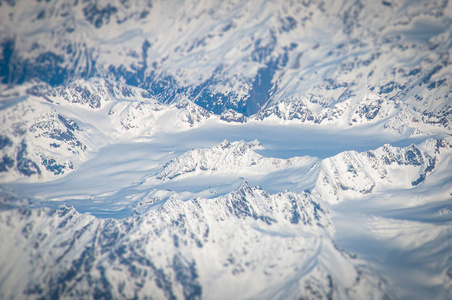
(0, 183), (391, 300)
(0, 0), (451, 299)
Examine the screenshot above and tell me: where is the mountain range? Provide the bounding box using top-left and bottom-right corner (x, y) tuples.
(0, 0), (451, 299)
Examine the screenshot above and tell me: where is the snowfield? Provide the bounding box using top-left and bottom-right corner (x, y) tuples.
(1, 0), (451, 299)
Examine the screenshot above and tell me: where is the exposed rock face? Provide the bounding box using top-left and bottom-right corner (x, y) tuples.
(0, 183), (390, 299)
(313, 137), (452, 203)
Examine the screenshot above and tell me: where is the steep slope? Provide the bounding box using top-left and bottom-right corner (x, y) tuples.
(0, 183), (391, 299)
(0, 133), (450, 298)
(1, 0), (450, 119)
(313, 136), (452, 203)
(0, 0), (451, 298)
(147, 139), (315, 183)
(1, 0), (450, 181)
(0, 90), (216, 181)
(253, 93), (451, 136)
(109, 97), (213, 135)
(0, 96), (89, 181)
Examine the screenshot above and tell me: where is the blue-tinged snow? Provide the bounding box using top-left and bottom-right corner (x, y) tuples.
(334, 199), (452, 299)
(2, 122), (433, 217)
(0, 0), (451, 299)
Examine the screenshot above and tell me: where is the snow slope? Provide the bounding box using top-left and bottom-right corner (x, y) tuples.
(0, 0), (451, 299)
(0, 183), (390, 300)
(2, 0), (452, 181)
(313, 137), (452, 203)
(147, 139), (315, 182)
(1, 0), (451, 120)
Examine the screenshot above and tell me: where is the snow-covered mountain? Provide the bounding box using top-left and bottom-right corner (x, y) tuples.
(313, 136), (452, 203)
(0, 183), (393, 300)
(147, 139), (315, 182)
(1, 0), (451, 180)
(0, 92), (217, 181)
(1, 0), (451, 299)
(0, 96), (88, 181)
(1, 0), (451, 117)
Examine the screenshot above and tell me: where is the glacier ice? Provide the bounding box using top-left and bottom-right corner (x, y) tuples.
(1, 0), (451, 299)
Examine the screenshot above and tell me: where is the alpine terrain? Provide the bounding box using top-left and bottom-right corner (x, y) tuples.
(0, 0), (451, 299)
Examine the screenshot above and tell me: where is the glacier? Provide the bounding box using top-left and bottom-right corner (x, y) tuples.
(1, 0), (452, 299)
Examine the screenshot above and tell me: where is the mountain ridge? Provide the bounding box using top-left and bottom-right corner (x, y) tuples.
(0, 182), (392, 300)
(1, 0), (451, 298)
